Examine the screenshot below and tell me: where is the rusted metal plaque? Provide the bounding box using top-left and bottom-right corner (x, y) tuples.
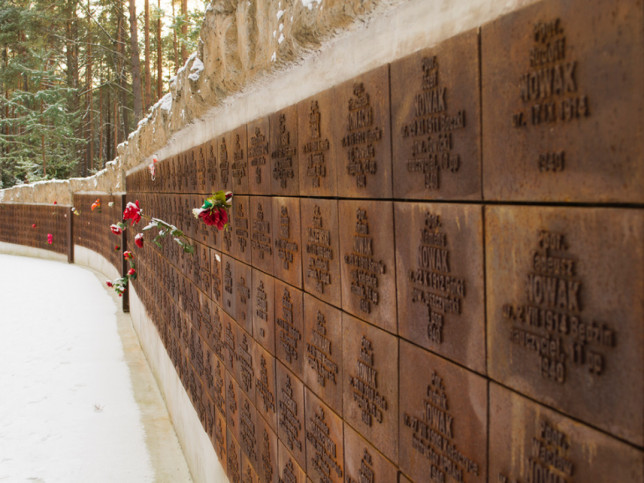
(304, 388), (344, 483)
(490, 383), (644, 483)
(222, 253), (236, 317)
(303, 293), (343, 416)
(272, 197), (303, 288)
(250, 196), (274, 275)
(256, 413), (279, 483)
(226, 370), (242, 443)
(274, 279), (304, 379)
(333, 65), (392, 199)
(270, 106), (299, 196)
(342, 313), (398, 464)
(211, 352), (227, 416)
(205, 139), (219, 193)
(232, 195), (252, 265)
(254, 343), (278, 432)
(339, 200), (396, 333)
(394, 202), (485, 373)
(276, 361), (306, 469)
(213, 406), (227, 463)
(248, 118), (271, 195)
(300, 198), (342, 308)
(235, 259), (253, 335)
(343, 422), (398, 483)
(242, 454), (259, 483)
(222, 311), (238, 375)
(230, 125), (249, 194)
(235, 324), (256, 398)
(252, 268), (275, 355)
(297, 90), (337, 197)
(399, 340), (487, 483)
(486, 206), (644, 446)
(218, 131), (234, 193)
(482, 0), (644, 203)
(391, 29), (481, 200)
(278, 440), (306, 483)
(211, 249), (224, 307)
(227, 428), (242, 483)
(238, 390), (259, 469)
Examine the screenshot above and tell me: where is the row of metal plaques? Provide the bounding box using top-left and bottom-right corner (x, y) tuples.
(128, 0), (643, 204)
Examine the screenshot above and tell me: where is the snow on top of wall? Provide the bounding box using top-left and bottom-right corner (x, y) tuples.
(189, 57), (205, 82)
(301, 0), (322, 10)
(159, 93), (173, 112)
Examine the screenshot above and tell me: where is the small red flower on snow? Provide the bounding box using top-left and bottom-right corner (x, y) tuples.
(127, 268), (136, 276)
(32, 223), (36, 228)
(90, 198), (101, 211)
(110, 224), (123, 235)
(123, 200), (142, 225)
(47, 233), (53, 245)
(53, 201), (57, 205)
(123, 250), (133, 260)
(134, 233), (144, 248)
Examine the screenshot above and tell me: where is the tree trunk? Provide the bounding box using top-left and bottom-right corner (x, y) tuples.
(144, 0), (151, 110)
(172, 0), (178, 73)
(180, 0), (187, 64)
(128, 0), (143, 122)
(156, 0), (162, 99)
(86, 0), (93, 173)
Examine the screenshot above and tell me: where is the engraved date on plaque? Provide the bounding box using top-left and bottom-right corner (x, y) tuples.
(408, 212), (466, 345)
(342, 83), (383, 188)
(344, 209), (386, 314)
(403, 371), (480, 482)
(503, 230), (616, 384)
(402, 56), (466, 190)
(349, 336), (387, 426)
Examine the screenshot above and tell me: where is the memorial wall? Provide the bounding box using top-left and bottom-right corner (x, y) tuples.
(0, 0), (641, 482)
(123, 1), (643, 481)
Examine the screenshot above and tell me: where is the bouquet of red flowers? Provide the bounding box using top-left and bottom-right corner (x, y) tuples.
(192, 191), (232, 230)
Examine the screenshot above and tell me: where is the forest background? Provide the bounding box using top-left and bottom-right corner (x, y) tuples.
(0, 0), (206, 188)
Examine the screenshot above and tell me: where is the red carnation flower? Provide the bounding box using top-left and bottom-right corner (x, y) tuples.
(123, 250), (133, 260)
(110, 224), (123, 235)
(127, 268), (136, 276)
(114, 245), (120, 251)
(134, 233), (144, 248)
(47, 233), (53, 245)
(123, 200), (142, 225)
(32, 224), (36, 228)
(106, 281), (113, 287)
(53, 201), (57, 205)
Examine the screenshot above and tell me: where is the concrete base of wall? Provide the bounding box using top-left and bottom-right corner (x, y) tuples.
(128, 284), (227, 483)
(73, 245), (121, 280)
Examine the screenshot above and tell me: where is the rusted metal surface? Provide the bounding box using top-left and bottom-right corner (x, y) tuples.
(481, 0), (644, 203)
(490, 382), (644, 483)
(230, 125), (249, 195)
(302, 293), (343, 416)
(234, 259), (253, 335)
(254, 343), (278, 433)
(248, 118), (271, 196)
(297, 90), (337, 197)
(391, 29), (481, 201)
(394, 202), (486, 373)
(486, 205), (644, 447)
(0, 202), (70, 257)
(256, 412), (279, 483)
(343, 422), (398, 483)
(274, 279), (304, 379)
(399, 340), (487, 483)
(342, 312), (398, 464)
(272, 197), (302, 289)
(339, 200), (396, 333)
(304, 388), (344, 483)
(276, 361), (306, 469)
(232, 196), (251, 265)
(300, 198), (342, 308)
(250, 197), (274, 275)
(277, 440), (306, 483)
(333, 65), (392, 199)
(252, 268), (275, 355)
(269, 106), (299, 197)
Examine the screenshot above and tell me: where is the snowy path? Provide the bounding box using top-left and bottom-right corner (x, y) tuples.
(0, 254), (192, 482)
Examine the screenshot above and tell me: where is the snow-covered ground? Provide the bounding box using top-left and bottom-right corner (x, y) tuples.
(0, 254), (192, 482)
